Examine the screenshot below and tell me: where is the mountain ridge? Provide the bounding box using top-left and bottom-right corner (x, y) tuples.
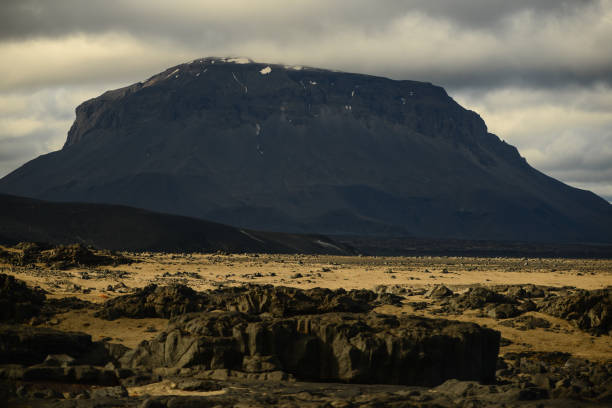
(0, 193), (352, 254)
(1, 57), (610, 243)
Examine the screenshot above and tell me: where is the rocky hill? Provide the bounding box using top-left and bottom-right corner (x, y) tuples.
(1, 57), (610, 242)
(0, 194), (351, 254)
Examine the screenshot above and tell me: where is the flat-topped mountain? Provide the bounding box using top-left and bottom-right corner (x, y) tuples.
(1, 57), (610, 242)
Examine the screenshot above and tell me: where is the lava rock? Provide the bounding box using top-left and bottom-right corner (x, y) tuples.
(0, 274), (45, 323)
(95, 284), (207, 320)
(121, 310), (500, 386)
(426, 285), (453, 299)
(0, 325), (93, 365)
(539, 288), (611, 335)
(487, 304), (520, 319)
(449, 287), (515, 312)
(96, 284), (403, 320)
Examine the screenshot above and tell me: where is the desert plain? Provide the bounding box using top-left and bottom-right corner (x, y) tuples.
(1, 245), (611, 407)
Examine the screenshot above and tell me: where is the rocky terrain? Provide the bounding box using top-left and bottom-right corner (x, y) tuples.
(0, 242), (129, 270)
(1, 58), (610, 242)
(1, 249), (611, 407)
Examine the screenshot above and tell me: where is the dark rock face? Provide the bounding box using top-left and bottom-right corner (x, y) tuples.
(539, 288), (611, 335)
(0, 273), (45, 323)
(96, 284), (403, 320)
(0, 325), (94, 365)
(99, 285), (498, 386)
(1, 58), (610, 242)
(121, 311), (500, 386)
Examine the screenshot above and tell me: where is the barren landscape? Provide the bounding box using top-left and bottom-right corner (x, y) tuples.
(1, 243), (611, 407)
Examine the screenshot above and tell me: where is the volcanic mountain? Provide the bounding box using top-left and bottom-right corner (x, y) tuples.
(1, 57), (610, 242)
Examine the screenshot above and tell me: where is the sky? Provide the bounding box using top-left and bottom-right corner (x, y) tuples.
(0, 0), (611, 202)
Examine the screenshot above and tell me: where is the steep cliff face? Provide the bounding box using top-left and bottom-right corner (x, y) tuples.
(1, 57), (610, 242)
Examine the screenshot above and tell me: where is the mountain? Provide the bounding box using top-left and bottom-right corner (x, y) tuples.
(0, 193), (351, 254)
(0, 57), (610, 243)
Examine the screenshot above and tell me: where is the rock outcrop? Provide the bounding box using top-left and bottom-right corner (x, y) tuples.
(0, 273), (45, 323)
(96, 284), (403, 320)
(0, 242), (129, 268)
(121, 311), (500, 386)
(96, 284), (208, 320)
(539, 288), (611, 335)
(0, 325), (95, 366)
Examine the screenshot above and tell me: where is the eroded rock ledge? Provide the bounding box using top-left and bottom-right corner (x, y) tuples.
(121, 311), (500, 386)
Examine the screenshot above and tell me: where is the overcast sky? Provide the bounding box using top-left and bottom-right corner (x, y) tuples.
(1, 0), (611, 201)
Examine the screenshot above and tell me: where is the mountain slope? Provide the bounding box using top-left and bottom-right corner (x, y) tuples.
(0, 194), (351, 253)
(1, 57), (610, 242)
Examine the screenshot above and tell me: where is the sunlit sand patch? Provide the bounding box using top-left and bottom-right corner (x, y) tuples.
(128, 380), (227, 397)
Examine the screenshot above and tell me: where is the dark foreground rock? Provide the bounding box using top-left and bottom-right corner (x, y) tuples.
(3, 284), (610, 407)
(498, 352), (612, 404)
(0, 273), (46, 323)
(0, 274), (94, 324)
(0, 325), (110, 366)
(96, 284), (403, 320)
(121, 311), (500, 386)
(5, 372), (610, 408)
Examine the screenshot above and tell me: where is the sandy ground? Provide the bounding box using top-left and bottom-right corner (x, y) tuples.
(2, 252), (611, 360)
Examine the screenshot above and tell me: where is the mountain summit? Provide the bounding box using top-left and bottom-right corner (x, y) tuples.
(1, 57), (610, 242)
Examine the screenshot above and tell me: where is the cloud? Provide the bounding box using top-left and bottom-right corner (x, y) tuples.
(0, 0), (610, 202)
(0, 1), (600, 41)
(451, 84), (612, 201)
(1, 0), (611, 90)
(0, 86), (111, 176)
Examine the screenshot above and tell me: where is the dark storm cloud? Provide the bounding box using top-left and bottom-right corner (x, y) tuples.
(0, 0), (610, 90)
(0, 0), (610, 201)
(0, 0), (598, 40)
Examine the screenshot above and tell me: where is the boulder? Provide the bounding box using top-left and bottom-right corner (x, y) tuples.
(426, 285), (453, 299)
(487, 304), (520, 319)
